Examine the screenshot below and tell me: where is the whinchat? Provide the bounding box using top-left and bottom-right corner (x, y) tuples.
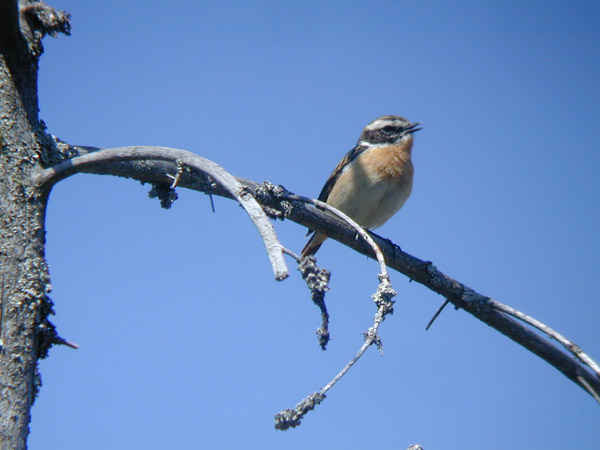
(302, 115), (421, 257)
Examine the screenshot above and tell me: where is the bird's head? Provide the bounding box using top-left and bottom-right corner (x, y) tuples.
(358, 115), (422, 146)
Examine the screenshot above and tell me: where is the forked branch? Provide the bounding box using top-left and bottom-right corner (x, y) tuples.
(34, 146), (289, 281)
(34, 144), (600, 416)
(274, 193), (398, 429)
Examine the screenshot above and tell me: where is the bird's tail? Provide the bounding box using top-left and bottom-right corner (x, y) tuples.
(301, 232), (326, 257)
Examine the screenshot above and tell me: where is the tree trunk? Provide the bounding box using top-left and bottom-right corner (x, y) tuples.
(0, 1), (69, 447)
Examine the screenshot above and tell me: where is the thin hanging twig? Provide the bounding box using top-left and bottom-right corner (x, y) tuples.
(274, 192), (397, 430)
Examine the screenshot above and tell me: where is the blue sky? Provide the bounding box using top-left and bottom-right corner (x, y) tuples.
(29, 1), (599, 449)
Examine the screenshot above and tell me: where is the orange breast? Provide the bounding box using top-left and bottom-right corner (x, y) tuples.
(358, 140), (414, 182)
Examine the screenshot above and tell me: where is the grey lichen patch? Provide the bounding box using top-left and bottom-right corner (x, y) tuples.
(274, 391), (326, 430)
(371, 275), (396, 316)
(256, 181), (301, 220)
(298, 255), (331, 349)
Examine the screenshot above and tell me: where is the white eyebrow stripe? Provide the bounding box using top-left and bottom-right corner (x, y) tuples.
(364, 118), (404, 131)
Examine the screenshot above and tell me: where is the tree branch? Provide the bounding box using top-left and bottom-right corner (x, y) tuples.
(274, 194), (397, 429)
(33, 146), (289, 281)
(491, 301), (600, 378)
(283, 249), (331, 350)
(34, 143), (600, 402)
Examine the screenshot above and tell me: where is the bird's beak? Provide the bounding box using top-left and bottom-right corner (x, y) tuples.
(407, 122), (422, 133)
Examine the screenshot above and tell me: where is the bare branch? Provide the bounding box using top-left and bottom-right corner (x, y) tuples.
(35, 143), (600, 402)
(251, 183), (600, 400)
(491, 300), (600, 379)
(272, 192), (398, 428)
(274, 273), (397, 429)
(38, 319), (79, 350)
(34, 146), (289, 281)
(323, 276), (396, 390)
(294, 254), (331, 350)
(577, 373), (600, 405)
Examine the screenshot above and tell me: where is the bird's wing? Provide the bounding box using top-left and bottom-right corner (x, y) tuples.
(305, 144), (368, 237)
(316, 143), (368, 202)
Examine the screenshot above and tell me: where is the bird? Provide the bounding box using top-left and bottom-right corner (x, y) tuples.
(301, 115), (421, 257)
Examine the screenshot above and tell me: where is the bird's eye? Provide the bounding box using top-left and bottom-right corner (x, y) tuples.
(382, 126), (395, 133)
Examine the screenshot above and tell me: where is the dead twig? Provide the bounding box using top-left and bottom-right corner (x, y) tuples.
(34, 146), (289, 281)
(282, 249), (331, 350)
(273, 193), (397, 429)
(425, 299), (451, 330)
